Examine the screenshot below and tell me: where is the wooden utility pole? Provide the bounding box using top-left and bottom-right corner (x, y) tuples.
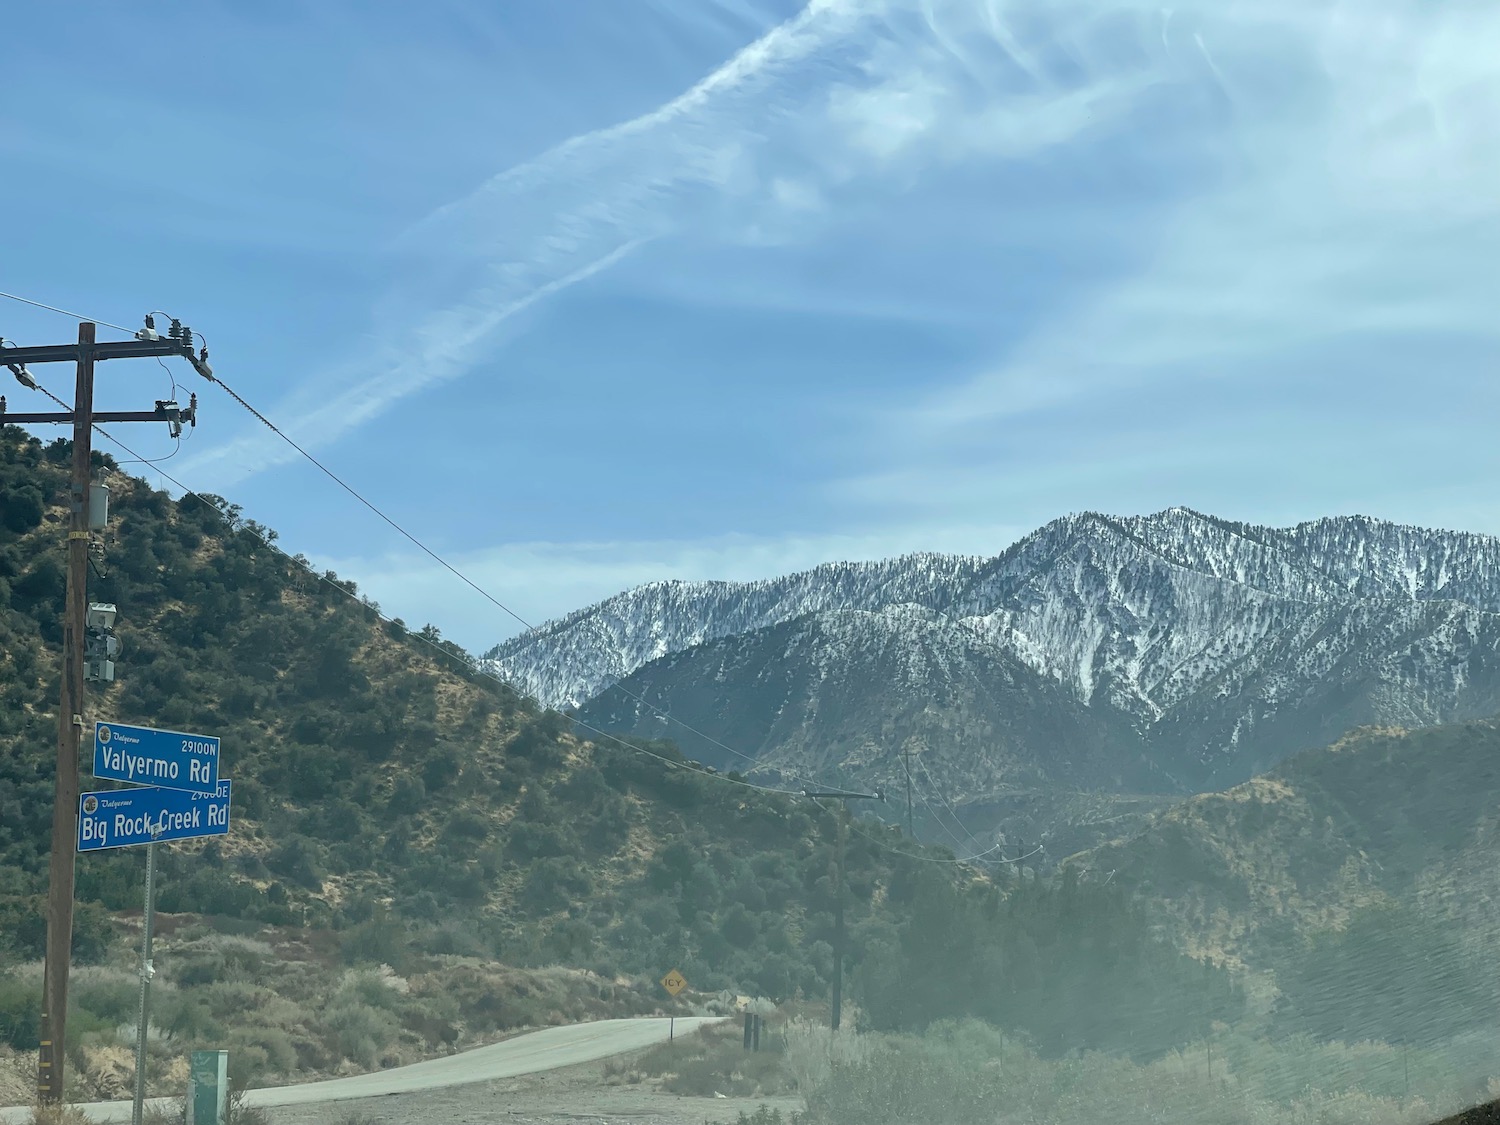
(902, 747), (914, 839)
(805, 788), (882, 1031)
(39, 321), (94, 1103)
(3, 318), (210, 1104)
(833, 808), (846, 1030)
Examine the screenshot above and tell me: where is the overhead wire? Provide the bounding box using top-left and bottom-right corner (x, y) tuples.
(550, 613), (828, 792)
(0, 290), (132, 333)
(2, 302), (833, 801)
(4, 293), (1027, 871)
(176, 355), (835, 795)
(916, 603), (1059, 860)
(840, 810), (1035, 866)
(1, 293), (844, 796)
(911, 749), (987, 855)
(17, 378), (803, 799)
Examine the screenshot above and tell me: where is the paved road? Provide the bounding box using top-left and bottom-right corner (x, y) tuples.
(1, 1016), (722, 1123)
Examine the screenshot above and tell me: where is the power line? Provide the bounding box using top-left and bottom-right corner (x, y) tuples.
(19, 379), (1026, 869)
(182, 372), (1035, 861)
(562, 625), (828, 791)
(911, 750), (985, 853)
(17, 380), (802, 800)
(0, 290), (132, 333)
(911, 777), (971, 855)
(2, 293), (912, 805)
(841, 810), (1032, 866)
(4, 295), (1015, 869)
(193, 366), (835, 794)
(200, 371), (537, 634)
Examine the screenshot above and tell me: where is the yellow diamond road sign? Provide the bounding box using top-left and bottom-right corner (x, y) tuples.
(661, 968), (688, 997)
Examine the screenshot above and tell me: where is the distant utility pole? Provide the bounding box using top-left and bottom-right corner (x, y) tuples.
(2, 318), (210, 1105)
(902, 747), (914, 839)
(804, 787), (883, 1031)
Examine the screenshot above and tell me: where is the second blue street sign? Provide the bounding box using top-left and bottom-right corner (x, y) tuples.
(78, 781), (232, 852)
(94, 720), (220, 794)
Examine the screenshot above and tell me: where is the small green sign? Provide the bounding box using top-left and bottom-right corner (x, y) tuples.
(189, 1050), (228, 1125)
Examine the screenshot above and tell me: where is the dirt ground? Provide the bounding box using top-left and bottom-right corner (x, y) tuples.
(265, 1057), (803, 1125)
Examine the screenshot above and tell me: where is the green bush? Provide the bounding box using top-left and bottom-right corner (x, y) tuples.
(265, 836), (325, 891)
(0, 972), (39, 1050)
(325, 998), (400, 1068)
(0, 482), (44, 532)
(421, 746), (462, 791)
(0, 897), (115, 963)
(71, 967), (138, 1026)
(341, 916), (409, 969)
(792, 1020), (1490, 1125)
(1273, 901), (1500, 1047)
(230, 1025), (300, 1077)
(519, 857), (592, 914)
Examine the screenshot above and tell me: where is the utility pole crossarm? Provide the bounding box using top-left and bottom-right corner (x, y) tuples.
(0, 339), (195, 366)
(1, 409), (192, 425)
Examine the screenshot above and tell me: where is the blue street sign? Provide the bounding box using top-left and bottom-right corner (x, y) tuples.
(94, 720), (220, 794)
(77, 781), (232, 852)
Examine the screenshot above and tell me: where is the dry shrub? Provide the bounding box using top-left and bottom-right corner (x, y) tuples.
(25, 1105), (91, 1125)
(141, 1096), (186, 1125)
(326, 1112), (386, 1125)
(794, 1021), (1482, 1125)
(323, 1000), (399, 1069)
(629, 1020), (795, 1098)
(781, 1018), (872, 1093)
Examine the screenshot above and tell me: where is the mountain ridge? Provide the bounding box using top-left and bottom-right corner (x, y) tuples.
(541, 509), (1500, 822)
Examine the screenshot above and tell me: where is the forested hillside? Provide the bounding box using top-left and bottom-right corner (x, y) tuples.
(0, 427), (1235, 1084)
(1066, 716), (1500, 1052)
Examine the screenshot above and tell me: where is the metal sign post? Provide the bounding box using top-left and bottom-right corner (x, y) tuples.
(131, 836), (160, 1125)
(660, 969), (687, 1042)
(77, 718), (230, 1122)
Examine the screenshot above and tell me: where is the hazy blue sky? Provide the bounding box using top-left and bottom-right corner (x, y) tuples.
(3, 0), (1497, 653)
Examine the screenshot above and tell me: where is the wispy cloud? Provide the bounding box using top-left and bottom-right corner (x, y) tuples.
(177, 0), (1500, 656)
(181, 0), (1172, 488)
(181, 0), (858, 486)
(840, 0), (1500, 509)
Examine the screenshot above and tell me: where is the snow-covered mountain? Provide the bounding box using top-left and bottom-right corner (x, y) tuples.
(484, 553), (987, 707)
(491, 509), (1500, 819)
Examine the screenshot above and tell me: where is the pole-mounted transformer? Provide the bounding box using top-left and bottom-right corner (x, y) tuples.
(84, 603), (118, 683)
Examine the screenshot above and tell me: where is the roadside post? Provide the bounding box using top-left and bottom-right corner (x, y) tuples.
(188, 1050), (229, 1125)
(803, 788), (883, 1030)
(745, 997), (773, 1052)
(661, 968), (688, 1041)
(131, 833), (161, 1125)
